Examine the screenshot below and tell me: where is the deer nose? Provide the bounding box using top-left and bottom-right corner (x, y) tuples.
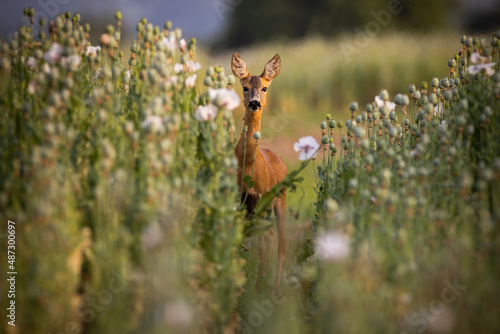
(248, 100), (261, 111)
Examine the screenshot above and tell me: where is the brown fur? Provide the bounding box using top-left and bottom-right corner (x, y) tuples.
(232, 53), (287, 291)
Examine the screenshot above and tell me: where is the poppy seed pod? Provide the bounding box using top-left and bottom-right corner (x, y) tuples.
(350, 101), (358, 111)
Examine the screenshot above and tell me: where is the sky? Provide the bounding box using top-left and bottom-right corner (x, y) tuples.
(0, 0), (229, 44)
(0, 0), (498, 44)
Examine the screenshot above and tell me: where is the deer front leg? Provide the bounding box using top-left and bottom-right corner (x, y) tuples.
(256, 233), (269, 291)
(273, 194), (287, 292)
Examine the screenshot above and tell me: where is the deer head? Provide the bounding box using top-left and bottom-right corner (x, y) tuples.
(231, 53), (281, 112)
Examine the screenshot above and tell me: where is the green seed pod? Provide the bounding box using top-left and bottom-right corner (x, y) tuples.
(465, 36), (473, 47)
(128, 58), (137, 66)
(466, 125), (474, 135)
(394, 94), (402, 105)
(326, 113), (332, 120)
(388, 127), (398, 138)
(429, 93), (438, 105)
(253, 131), (261, 140)
(389, 110), (396, 120)
(443, 89), (453, 101)
(379, 89), (389, 101)
(440, 77), (450, 88)
(356, 115), (362, 123)
(320, 121), (327, 129)
(448, 58), (456, 67)
(408, 84), (416, 93)
(164, 21), (172, 30)
(329, 119), (336, 128)
(459, 99), (468, 111)
(483, 106), (492, 117)
(203, 76), (213, 86)
(353, 127), (363, 138)
(329, 143), (336, 151)
(115, 11), (122, 20)
(175, 28), (182, 39)
(454, 77), (460, 86)
(414, 91), (421, 100)
(402, 95), (410, 106)
(131, 42), (139, 53)
(349, 101), (358, 111)
(227, 75), (235, 85)
(64, 77), (74, 89)
(380, 105), (389, 116)
(431, 77), (439, 88)
(366, 104), (373, 113)
(421, 81), (428, 89)
(55, 16), (64, 29)
(321, 135), (329, 144)
(43, 122), (55, 135)
(206, 66), (215, 76)
(492, 72), (500, 83)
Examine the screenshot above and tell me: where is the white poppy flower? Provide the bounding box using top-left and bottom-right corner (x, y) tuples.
(315, 231), (350, 261)
(208, 88), (241, 111)
(61, 54), (81, 72)
(85, 45), (101, 56)
(293, 136), (320, 160)
(186, 60), (201, 72)
(44, 43), (63, 64)
(179, 38), (187, 51)
(375, 95), (396, 111)
(468, 52), (496, 76)
(159, 35), (177, 51)
(26, 56), (36, 69)
(468, 63), (495, 76)
(141, 115), (163, 131)
(174, 63), (183, 73)
(195, 104), (218, 121)
(185, 74), (197, 88)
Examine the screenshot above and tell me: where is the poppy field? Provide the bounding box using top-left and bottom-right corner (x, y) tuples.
(1, 9), (499, 334)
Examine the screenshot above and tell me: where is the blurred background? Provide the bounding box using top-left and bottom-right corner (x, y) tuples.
(1, 0), (499, 214)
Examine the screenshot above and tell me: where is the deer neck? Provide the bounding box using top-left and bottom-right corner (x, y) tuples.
(237, 108), (263, 164)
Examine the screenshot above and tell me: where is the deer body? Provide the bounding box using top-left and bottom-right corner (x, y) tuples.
(232, 53), (287, 291)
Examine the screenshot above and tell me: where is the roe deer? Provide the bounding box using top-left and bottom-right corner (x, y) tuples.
(232, 52), (287, 292)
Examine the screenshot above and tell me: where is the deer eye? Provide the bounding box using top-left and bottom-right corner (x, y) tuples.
(243, 87), (249, 92)
(262, 87), (267, 92)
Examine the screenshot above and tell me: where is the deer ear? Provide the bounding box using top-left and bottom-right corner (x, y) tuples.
(261, 54), (281, 81)
(231, 53), (250, 80)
